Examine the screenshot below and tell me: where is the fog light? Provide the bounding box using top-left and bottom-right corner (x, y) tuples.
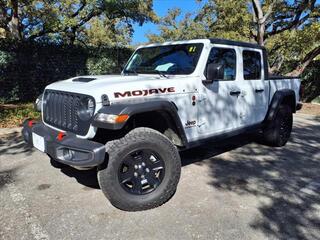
(63, 149), (75, 161)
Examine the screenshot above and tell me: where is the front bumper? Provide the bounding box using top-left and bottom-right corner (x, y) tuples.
(22, 120), (106, 167)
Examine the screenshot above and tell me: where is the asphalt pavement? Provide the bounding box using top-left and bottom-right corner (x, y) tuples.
(0, 113), (319, 240)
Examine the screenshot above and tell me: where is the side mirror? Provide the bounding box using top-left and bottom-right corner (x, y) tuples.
(203, 63), (224, 84)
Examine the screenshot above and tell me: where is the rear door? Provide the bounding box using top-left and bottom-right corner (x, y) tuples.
(237, 49), (269, 126)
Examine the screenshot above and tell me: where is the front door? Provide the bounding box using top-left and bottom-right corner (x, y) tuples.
(197, 46), (241, 138)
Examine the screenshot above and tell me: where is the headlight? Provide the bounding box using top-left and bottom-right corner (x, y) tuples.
(77, 97), (95, 121)
(34, 94), (43, 112)
(94, 113), (129, 124)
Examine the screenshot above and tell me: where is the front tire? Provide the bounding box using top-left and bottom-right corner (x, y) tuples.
(98, 127), (181, 211)
(262, 104), (293, 147)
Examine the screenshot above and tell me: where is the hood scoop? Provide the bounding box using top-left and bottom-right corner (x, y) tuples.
(72, 77), (97, 83)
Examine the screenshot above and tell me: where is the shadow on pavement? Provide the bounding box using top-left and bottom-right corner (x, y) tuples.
(60, 166), (100, 189)
(0, 167), (19, 190)
(198, 120), (320, 239)
(0, 131), (34, 156)
(49, 118), (320, 240)
(1, 117), (319, 239)
(58, 132), (255, 192)
(180, 133), (254, 167)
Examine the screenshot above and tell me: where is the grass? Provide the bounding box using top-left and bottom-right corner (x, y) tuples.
(0, 103), (41, 128)
(311, 96), (320, 104)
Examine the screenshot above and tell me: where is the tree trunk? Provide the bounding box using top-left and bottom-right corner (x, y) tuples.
(286, 46), (320, 76)
(251, 0), (270, 46)
(8, 0), (21, 40)
(257, 23), (265, 46)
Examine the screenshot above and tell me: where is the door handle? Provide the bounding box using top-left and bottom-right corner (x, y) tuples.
(230, 90), (241, 96)
(255, 89), (264, 93)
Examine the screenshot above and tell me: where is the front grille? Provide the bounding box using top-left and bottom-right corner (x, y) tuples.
(43, 90), (92, 136)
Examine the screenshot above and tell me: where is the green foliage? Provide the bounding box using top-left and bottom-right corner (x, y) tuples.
(266, 23), (320, 72)
(0, 0), (157, 45)
(0, 103), (41, 128)
(0, 40), (133, 103)
(81, 18), (132, 47)
(86, 57), (117, 75)
(147, 0), (253, 43)
(198, 0), (252, 41)
(300, 60), (320, 102)
(147, 8), (207, 42)
(0, 50), (14, 67)
(312, 97), (320, 104)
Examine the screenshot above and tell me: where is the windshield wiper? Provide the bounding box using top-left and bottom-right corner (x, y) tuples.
(152, 70), (169, 78)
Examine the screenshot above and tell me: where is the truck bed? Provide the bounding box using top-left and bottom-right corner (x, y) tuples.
(268, 77), (301, 106)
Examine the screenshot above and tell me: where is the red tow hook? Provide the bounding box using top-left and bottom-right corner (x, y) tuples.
(28, 120), (36, 127)
(57, 132), (66, 141)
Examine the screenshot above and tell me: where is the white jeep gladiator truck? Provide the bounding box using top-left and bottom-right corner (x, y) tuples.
(23, 39), (302, 211)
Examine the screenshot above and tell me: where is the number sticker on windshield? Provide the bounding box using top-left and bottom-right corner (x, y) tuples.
(188, 46), (197, 53)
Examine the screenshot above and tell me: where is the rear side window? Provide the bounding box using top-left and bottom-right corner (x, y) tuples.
(243, 50), (261, 80)
(206, 47), (236, 80)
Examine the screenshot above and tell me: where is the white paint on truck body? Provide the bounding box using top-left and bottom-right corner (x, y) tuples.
(42, 39), (301, 143)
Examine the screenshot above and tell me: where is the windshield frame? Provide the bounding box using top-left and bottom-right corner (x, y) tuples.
(122, 43), (205, 76)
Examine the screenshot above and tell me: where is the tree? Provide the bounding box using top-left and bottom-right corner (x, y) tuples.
(148, 0), (319, 74)
(147, 0), (254, 43)
(147, 8), (207, 43)
(0, 0), (157, 45)
(147, 0), (320, 101)
(79, 18), (132, 47)
(249, 0), (320, 75)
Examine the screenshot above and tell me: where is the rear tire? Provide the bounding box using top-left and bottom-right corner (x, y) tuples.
(98, 127), (181, 211)
(262, 104), (293, 147)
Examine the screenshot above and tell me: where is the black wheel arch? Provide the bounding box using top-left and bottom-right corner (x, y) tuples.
(264, 89), (296, 124)
(92, 100), (188, 147)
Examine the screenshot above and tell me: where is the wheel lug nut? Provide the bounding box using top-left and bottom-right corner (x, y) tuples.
(134, 172), (138, 177)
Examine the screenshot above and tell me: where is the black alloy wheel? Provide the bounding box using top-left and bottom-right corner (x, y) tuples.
(261, 104), (293, 147)
(118, 149), (165, 195)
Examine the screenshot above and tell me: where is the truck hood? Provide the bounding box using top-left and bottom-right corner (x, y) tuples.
(45, 74), (197, 103)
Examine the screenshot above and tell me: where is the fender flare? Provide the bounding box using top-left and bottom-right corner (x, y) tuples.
(264, 89), (296, 123)
(92, 100), (188, 146)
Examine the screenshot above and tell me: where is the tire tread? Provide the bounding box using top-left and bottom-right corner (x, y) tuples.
(98, 127), (181, 211)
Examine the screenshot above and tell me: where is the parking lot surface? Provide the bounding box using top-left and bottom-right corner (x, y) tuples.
(1, 114), (319, 240)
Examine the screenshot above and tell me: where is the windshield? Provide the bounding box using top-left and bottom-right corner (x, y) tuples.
(124, 43), (204, 75)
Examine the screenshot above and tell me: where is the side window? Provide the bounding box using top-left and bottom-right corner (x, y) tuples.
(243, 50), (261, 80)
(205, 47), (236, 80)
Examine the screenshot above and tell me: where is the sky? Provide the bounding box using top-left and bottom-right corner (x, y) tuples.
(132, 0), (206, 45)
(131, 0), (320, 45)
